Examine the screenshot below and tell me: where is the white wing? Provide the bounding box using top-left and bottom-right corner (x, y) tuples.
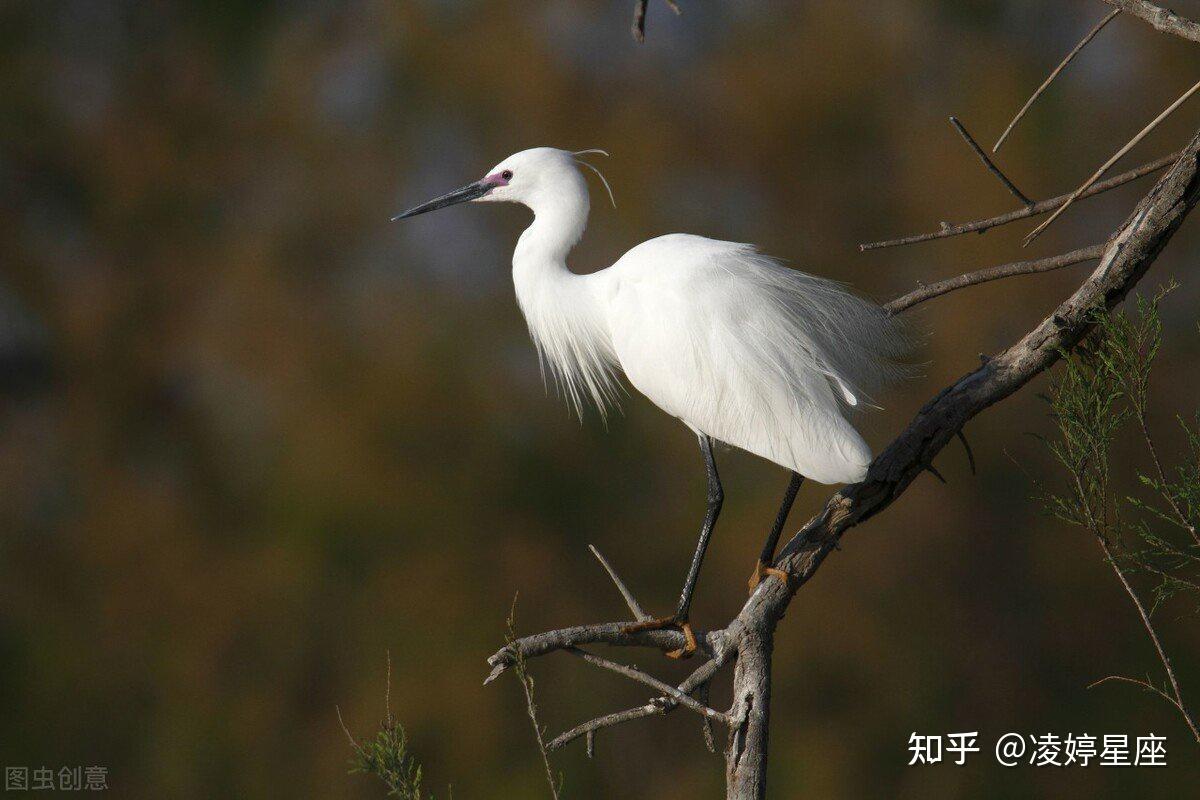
(597, 235), (911, 484)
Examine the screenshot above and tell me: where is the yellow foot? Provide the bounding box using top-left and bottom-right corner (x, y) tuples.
(621, 615), (698, 659)
(748, 561), (790, 592)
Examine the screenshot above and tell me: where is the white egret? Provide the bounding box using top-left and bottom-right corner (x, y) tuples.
(394, 147), (911, 657)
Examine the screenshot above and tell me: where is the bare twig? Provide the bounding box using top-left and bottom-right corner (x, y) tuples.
(506, 598), (561, 800)
(1025, 78), (1200, 245)
(563, 646), (732, 724)
(698, 683), (717, 752)
(552, 704), (660, 750)
(1103, 0), (1200, 43)
(859, 152), (1179, 250)
(589, 544), (649, 621)
(385, 649), (392, 723)
(632, 0), (682, 43)
(994, 9), (1122, 153)
(1089, 674), (1185, 711)
(883, 244), (1105, 314)
(548, 658), (725, 751)
(485, 620), (720, 684)
(956, 430), (977, 475)
(950, 116), (1033, 205)
(336, 704), (358, 748)
(1097, 539), (1200, 742)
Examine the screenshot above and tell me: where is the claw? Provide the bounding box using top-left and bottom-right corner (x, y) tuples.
(666, 621), (697, 659)
(621, 615), (697, 659)
(748, 560), (790, 593)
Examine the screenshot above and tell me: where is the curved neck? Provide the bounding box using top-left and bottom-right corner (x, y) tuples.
(513, 182), (590, 273)
(509, 179), (617, 416)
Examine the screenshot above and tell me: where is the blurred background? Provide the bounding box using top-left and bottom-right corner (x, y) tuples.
(3, 1), (1200, 797)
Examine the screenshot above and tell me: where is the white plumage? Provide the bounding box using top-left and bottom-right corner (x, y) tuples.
(470, 147), (910, 484)
(395, 146), (912, 652)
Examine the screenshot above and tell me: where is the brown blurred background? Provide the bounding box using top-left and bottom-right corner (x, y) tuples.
(2, 1), (1200, 797)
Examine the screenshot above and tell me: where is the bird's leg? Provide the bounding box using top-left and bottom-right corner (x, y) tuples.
(622, 434), (722, 659)
(748, 471), (803, 592)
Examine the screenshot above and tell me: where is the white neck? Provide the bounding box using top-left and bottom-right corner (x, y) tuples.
(510, 179), (619, 417)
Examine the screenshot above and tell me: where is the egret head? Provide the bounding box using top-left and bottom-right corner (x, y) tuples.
(392, 147), (613, 221)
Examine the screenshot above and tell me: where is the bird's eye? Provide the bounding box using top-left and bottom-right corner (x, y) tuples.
(501, 170), (513, 180)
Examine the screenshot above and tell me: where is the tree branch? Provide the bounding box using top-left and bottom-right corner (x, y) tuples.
(1024, 78), (1200, 245)
(859, 152), (1179, 250)
(1097, 538), (1200, 742)
(632, 0), (682, 43)
(563, 646), (732, 725)
(1103, 0), (1200, 43)
(994, 9), (1122, 153)
(589, 544), (650, 621)
(548, 657), (726, 750)
(1089, 674), (1186, 712)
(949, 116), (1032, 205)
(756, 129), (1200, 637)
(883, 244), (1106, 315)
(484, 621), (724, 685)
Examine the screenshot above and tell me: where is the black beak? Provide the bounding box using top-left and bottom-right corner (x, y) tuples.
(391, 180), (491, 221)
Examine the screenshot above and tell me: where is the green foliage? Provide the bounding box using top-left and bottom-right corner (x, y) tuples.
(341, 656), (447, 800)
(349, 717), (428, 800)
(1039, 284), (1200, 612)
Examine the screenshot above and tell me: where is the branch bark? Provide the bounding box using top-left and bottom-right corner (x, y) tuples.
(883, 244), (1105, 315)
(1104, 0), (1200, 42)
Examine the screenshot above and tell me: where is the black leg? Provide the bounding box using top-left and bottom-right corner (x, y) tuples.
(673, 433), (723, 622)
(621, 433), (723, 658)
(760, 471), (802, 566)
(749, 471), (803, 591)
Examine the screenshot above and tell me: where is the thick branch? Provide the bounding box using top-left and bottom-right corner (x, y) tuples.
(884, 244), (1105, 315)
(859, 152), (1179, 250)
(1104, 0), (1200, 43)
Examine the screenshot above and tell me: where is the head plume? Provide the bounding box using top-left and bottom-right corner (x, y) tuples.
(573, 149), (616, 209)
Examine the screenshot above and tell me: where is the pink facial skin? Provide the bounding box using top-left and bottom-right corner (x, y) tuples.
(483, 171), (511, 187)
